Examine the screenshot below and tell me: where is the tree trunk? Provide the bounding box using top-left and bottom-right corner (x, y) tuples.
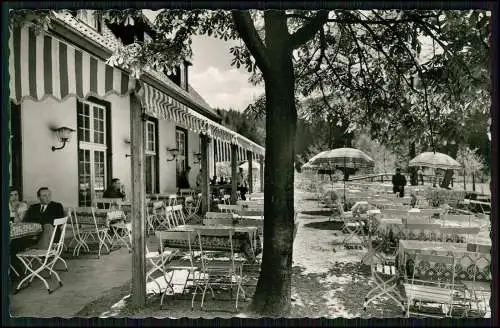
(250, 11), (295, 316)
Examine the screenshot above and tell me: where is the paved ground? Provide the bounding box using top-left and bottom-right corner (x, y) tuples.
(9, 247), (131, 318)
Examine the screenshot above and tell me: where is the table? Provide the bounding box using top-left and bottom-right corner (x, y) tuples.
(398, 240), (491, 282)
(165, 224), (262, 261)
(10, 222), (43, 239)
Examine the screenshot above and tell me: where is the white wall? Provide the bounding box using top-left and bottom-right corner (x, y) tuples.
(22, 97), (78, 206)
(108, 94), (131, 193)
(21, 94), (131, 206)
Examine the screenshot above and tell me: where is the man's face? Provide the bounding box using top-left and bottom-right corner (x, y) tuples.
(10, 190), (19, 203)
(38, 189), (51, 205)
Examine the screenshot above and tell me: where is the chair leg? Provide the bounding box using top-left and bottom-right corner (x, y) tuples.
(16, 256), (51, 293)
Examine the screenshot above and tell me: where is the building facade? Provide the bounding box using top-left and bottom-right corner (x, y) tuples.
(8, 10), (264, 206)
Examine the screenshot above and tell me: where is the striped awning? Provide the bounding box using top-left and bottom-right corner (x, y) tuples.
(9, 24), (265, 157)
(9, 25), (130, 104)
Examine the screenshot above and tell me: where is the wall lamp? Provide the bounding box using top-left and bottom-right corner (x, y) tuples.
(193, 152), (202, 164)
(166, 147), (179, 161)
(51, 126), (75, 151)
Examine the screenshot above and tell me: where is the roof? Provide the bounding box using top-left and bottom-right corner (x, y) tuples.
(52, 10), (220, 120)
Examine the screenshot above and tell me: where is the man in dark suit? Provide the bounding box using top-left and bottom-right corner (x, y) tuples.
(24, 187), (65, 225)
(24, 187), (65, 248)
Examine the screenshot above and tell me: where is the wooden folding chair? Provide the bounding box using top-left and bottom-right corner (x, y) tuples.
(404, 254), (457, 318)
(15, 217), (68, 294)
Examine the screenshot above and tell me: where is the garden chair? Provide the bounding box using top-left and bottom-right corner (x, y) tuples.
(107, 210), (131, 252)
(15, 217), (68, 294)
(172, 204), (187, 226)
(362, 246), (405, 314)
(402, 223), (442, 241)
(195, 227), (246, 310)
(184, 194), (202, 223)
(167, 194), (178, 206)
(155, 230), (202, 308)
(74, 207), (110, 259)
(66, 207), (91, 257)
(403, 254), (457, 318)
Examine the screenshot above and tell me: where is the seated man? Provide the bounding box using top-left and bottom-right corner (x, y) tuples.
(103, 178), (126, 199)
(24, 187), (65, 249)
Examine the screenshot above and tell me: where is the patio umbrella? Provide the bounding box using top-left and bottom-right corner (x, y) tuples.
(408, 152), (461, 170)
(309, 148), (375, 200)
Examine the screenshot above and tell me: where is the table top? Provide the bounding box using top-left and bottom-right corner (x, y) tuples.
(10, 222), (43, 239)
(173, 224), (258, 234)
(234, 215), (264, 221)
(399, 239), (468, 252)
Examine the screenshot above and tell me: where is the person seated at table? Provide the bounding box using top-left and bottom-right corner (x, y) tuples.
(103, 178), (126, 199)
(24, 187), (65, 249)
(9, 186), (28, 223)
(179, 166), (191, 189)
(196, 168), (203, 191)
(210, 175), (218, 185)
(237, 167), (249, 200)
(392, 168), (407, 197)
(218, 176), (225, 185)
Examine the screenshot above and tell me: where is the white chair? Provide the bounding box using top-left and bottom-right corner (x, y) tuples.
(107, 210), (131, 252)
(195, 227), (246, 310)
(404, 254), (457, 318)
(184, 195), (202, 223)
(155, 230), (203, 308)
(74, 207), (110, 259)
(168, 194), (178, 206)
(66, 208), (91, 257)
(172, 204), (187, 226)
(15, 217), (68, 294)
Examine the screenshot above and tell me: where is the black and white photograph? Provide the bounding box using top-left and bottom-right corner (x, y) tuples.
(4, 3), (495, 322)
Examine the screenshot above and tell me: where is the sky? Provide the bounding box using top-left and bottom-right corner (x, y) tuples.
(143, 10), (264, 112)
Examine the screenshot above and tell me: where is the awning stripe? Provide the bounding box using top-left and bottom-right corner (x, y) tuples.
(35, 32), (44, 100)
(28, 28), (36, 98)
(90, 57), (98, 93)
(43, 35), (52, 96)
(74, 49), (82, 98)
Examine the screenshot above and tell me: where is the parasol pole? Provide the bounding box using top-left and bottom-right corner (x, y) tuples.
(343, 155), (346, 202)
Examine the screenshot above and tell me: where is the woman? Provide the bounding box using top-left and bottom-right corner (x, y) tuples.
(9, 187), (27, 223)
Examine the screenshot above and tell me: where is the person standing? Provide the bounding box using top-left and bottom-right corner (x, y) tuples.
(237, 167), (248, 200)
(417, 167), (424, 185)
(103, 178), (126, 199)
(392, 168), (407, 198)
(9, 187), (28, 223)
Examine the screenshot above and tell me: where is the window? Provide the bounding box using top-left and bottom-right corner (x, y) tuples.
(176, 127), (188, 187)
(77, 99), (110, 206)
(76, 10), (102, 33)
(145, 119), (159, 194)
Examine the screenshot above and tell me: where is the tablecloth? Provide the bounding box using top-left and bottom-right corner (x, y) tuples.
(10, 222), (43, 239)
(164, 224), (262, 261)
(398, 240), (491, 282)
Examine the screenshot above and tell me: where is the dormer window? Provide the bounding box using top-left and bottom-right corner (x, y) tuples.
(76, 10), (102, 33)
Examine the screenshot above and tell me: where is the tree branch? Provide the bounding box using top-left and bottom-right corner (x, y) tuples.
(231, 10), (270, 73)
(289, 10), (329, 49)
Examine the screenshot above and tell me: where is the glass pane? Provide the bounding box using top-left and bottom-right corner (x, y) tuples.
(145, 156), (152, 194)
(94, 151), (105, 191)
